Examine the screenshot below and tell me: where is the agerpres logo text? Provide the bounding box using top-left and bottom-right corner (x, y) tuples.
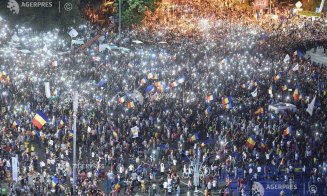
(253, 181), (299, 196)
(7, 0), (53, 14)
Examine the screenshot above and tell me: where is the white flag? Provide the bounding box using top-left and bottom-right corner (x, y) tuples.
(306, 95), (316, 116)
(68, 29), (78, 38)
(292, 64), (299, 71)
(251, 88), (258, 97)
(51, 115), (55, 125)
(284, 54), (290, 63)
(12, 156), (18, 182)
(44, 82), (51, 98)
(71, 39), (84, 45)
(132, 40), (143, 44)
(99, 43), (110, 52)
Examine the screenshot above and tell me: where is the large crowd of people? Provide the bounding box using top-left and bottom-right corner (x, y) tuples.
(0, 1), (326, 195)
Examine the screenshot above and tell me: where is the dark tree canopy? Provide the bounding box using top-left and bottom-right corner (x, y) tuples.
(119, 0), (159, 27)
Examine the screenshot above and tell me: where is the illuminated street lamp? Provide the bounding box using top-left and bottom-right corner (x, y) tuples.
(72, 91), (79, 195)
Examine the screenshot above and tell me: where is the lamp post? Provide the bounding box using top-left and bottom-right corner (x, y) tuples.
(184, 147), (216, 195)
(72, 91), (79, 195)
(118, 0), (122, 38)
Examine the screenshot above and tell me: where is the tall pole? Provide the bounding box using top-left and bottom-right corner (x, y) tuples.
(119, 0), (122, 38)
(73, 91), (79, 195)
(193, 147), (200, 195)
(269, 0), (272, 14)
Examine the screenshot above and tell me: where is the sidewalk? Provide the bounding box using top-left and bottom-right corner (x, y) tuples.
(305, 47), (327, 66)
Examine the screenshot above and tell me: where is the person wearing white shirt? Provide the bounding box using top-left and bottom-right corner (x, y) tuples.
(257, 166), (262, 180)
(163, 181), (168, 193)
(249, 167), (253, 175)
(213, 179), (217, 191)
(160, 162), (165, 176)
(207, 181), (212, 191)
(128, 164), (134, 173)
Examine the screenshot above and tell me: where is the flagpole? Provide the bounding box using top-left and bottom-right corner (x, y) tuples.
(72, 91), (79, 195)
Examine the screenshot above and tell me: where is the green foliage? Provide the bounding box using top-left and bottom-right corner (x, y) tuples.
(119, 0), (159, 27)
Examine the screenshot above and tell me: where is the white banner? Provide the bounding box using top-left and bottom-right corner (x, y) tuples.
(251, 88), (258, 97)
(292, 64), (299, 71)
(284, 54), (290, 63)
(68, 29), (78, 38)
(306, 95), (316, 116)
(71, 39), (84, 45)
(131, 126), (139, 138)
(44, 82), (51, 98)
(99, 44), (110, 52)
(12, 156), (18, 182)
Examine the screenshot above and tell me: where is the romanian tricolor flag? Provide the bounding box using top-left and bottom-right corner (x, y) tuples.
(254, 80), (259, 87)
(205, 107), (211, 117)
(221, 97), (230, 105)
(52, 176), (59, 187)
(241, 82), (248, 89)
(32, 111), (49, 129)
(293, 86), (299, 101)
(222, 97), (233, 109)
(0, 71), (6, 80)
(260, 139), (267, 151)
(159, 83), (167, 93)
(12, 120), (20, 128)
(5, 75), (10, 83)
(118, 96), (126, 104)
(52, 88), (60, 97)
(283, 126), (292, 136)
(127, 101), (135, 109)
(58, 116), (66, 128)
(68, 130), (74, 138)
(59, 119), (64, 128)
(95, 96), (103, 104)
(245, 136), (256, 149)
(154, 81), (162, 88)
(147, 73), (154, 79)
(170, 81), (178, 88)
(282, 84), (288, 91)
(225, 102), (233, 109)
(32, 129), (41, 138)
(206, 95), (214, 102)
(140, 78), (147, 86)
(189, 133), (199, 142)
(274, 73), (282, 81)
(146, 84), (154, 93)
